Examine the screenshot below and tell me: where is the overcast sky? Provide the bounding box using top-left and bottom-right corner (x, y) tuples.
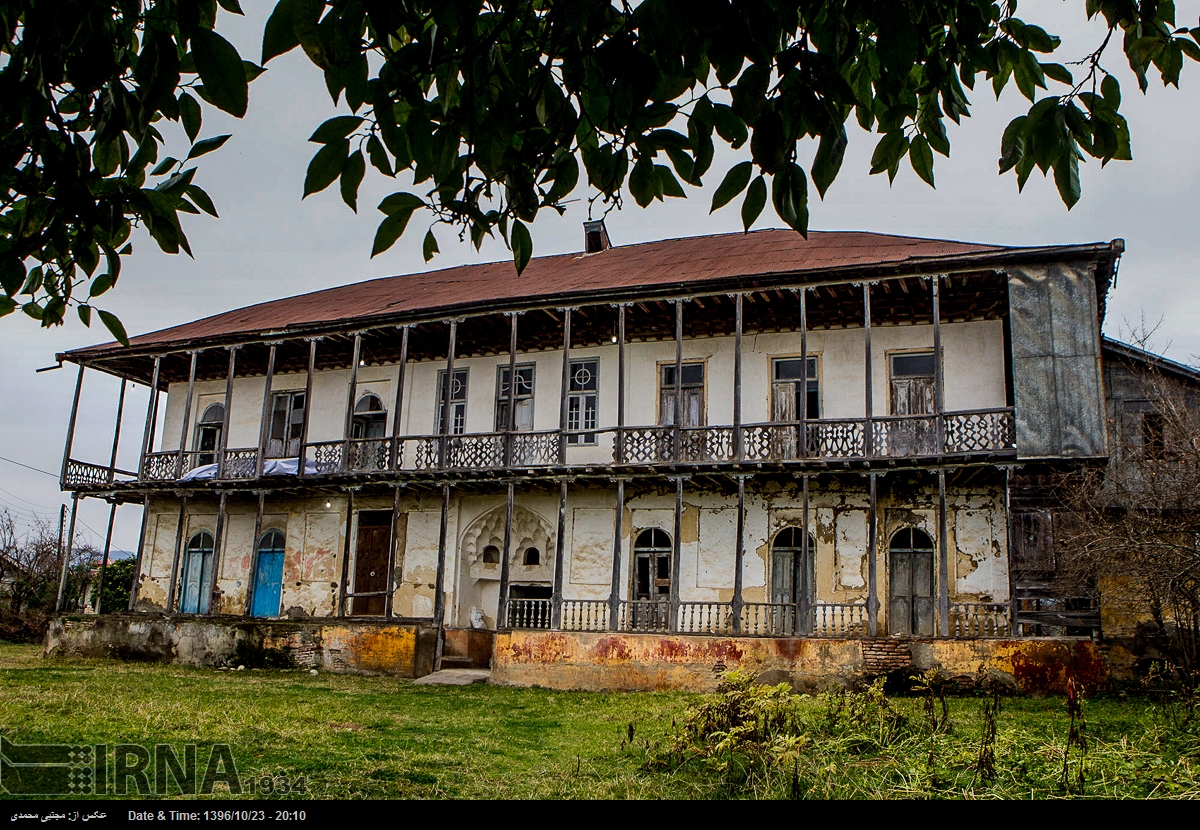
(2, 3), (1198, 553)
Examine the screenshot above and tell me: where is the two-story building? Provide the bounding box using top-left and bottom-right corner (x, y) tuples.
(49, 227), (1123, 690)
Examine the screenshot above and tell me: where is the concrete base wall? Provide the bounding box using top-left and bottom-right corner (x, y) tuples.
(45, 615), (437, 678)
(492, 631), (1114, 694)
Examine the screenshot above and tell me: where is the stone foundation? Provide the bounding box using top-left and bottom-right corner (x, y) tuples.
(492, 631), (1116, 694)
(45, 615), (437, 678)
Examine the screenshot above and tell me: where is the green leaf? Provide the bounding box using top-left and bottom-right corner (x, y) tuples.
(97, 310), (129, 346)
(262, 0), (301, 64)
(423, 229), (439, 263)
(309, 116), (363, 144)
(179, 92), (202, 143)
(371, 210), (415, 258)
(150, 157), (179, 176)
(741, 175), (766, 231)
(0, 296), (15, 318)
(89, 273), (117, 298)
(217, 0), (244, 13)
(656, 165), (686, 198)
(303, 139), (349, 198)
(242, 61), (266, 82)
(811, 131), (847, 199)
(545, 156), (579, 204)
(0, 257), (25, 295)
(340, 150), (366, 212)
(1182, 37), (1200, 62)
(191, 29), (248, 118)
(1041, 63), (1074, 84)
(1053, 146), (1081, 209)
(22, 302), (43, 321)
(712, 104), (748, 148)
(869, 131), (908, 176)
(771, 163), (809, 235)
(378, 192), (424, 216)
(185, 185), (218, 217)
(909, 135), (935, 187)
(94, 139), (121, 177)
(1101, 74), (1121, 109)
(510, 220), (533, 274)
(710, 161), (753, 212)
(628, 159), (660, 207)
(186, 134), (231, 160)
(77, 304), (92, 326)
(366, 135), (394, 177)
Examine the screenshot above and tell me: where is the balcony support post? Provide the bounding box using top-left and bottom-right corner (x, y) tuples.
(799, 289), (809, 459)
(128, 495), (151, 611)
(932, 276), (945, 453)
(671, 477), (684, 632)
(342, 334), (363, 472)
(174, 352), (199, 479)
(166, 495), (188, 613)
(938, 469), (950, 637)
(255, 345), (277, 479)
(209, 492), (228, 615)
(388, 327), (409, 470)
(433, 483), (451, 664)
(298, 339), (318, 478)
(800, 473), (811, 635)
(863, 285), (873, 457)
(385, 484), (402, 619)
(558, 309), (572, 465)
(732, 475), (746, 634)
(244, 491), (266, 616)
(216, 347), (237, 479)
(867, 473), (878, 636)
(107, 379), (126, 485)
(60, 364), (84, 489)
(551, 479), (568, 629)
(673, 300), (683, 463)
(138, 357), (162, 479)
(54, 496), (79, 613)
(438, 322), (457, 470)
(608, 478), (625, 631)
(504, 313), (519, 466)
(733, 294), (744, 461)
(616, 304), (627, 463)
(337, 488), (356, 617)
(498, 481), (515, 628)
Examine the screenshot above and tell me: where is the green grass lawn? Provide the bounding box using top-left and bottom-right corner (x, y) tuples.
(2, 642), (1199, 799)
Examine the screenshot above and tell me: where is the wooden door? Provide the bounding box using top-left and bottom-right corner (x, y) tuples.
(889, 529), (935, 635)
(352, 512), (392, 615)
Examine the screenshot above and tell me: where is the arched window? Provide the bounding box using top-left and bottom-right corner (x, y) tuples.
(482, 545), (500, 564)
(889, 528), (935, 636)
(251, 529), (287, 618)
(180, 531), (215, 614)
(631, 529), (671, 630)
(771, 527), (816, 635)
(351, 393), (387, 440)
(523, 547), (540, 566)
(195, 403), (225, 466)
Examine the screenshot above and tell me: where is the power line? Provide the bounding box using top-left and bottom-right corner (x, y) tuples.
(0, 455), (58, 478)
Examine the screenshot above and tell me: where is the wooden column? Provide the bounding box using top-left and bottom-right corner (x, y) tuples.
(174, 352), (199, 479)
(138, 357), (162, 479)
(54, 496), (79, 613)
(298, 339), (317, 478)
(866, 473), (878, 636)
(673, 300), (683, 463)
(385, 485), (402, 619)
(615, 304), (627, 463)
(932, 276), (946, 453)
(504, 313), (519, 467)
(799, 289), (809, 458)
(166, 496), (189, 613)
(255, 345), (277, 479)
(800, 473), (811, 634)
(670, 477), (684, 631)
(551, 479), (568, 628)
(862, 284), (874, 458)
(433, 483), (451, 665)
(244, 492), (266, 616)
(732, 475), (746, 634)
(607, 478), (625, 630)
(938, 469), (950, 637)
(106, 379), (127, 485)
(438, 322), (457, 470)
(59, 364), (84, 488)
(216, 347), (237, 479)
(498, 481), (515, 628)
(342, 334), (363, 471)
(93, 501), (117, 613)
(209, 492), (228, 615)
(558, 309), (572, 465)
(733, 294), (744, 461)
(388, 327), (410, 470)
(337, 489), (356, 617)
(128, 495), (151, 611)
(1004, 466), (1017, 634)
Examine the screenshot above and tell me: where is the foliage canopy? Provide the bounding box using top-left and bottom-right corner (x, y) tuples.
(3, 0), (1199, 339)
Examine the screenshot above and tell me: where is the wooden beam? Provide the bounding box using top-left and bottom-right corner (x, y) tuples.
(551, 479), (568, 628)
(59, 365), (84, 489)
(174, 352), (199, 479)
(245, 491), (266, 616)
(107, 379), (127, 485)
(608, 478), (625, 631)
(128, 496), (150, 611)
(388, 328), (410, 470)
(255, 346), (277, 479)
(138, 357), (162, 479)
(298, 339), (317, 479)
(217, 347), (237, 479)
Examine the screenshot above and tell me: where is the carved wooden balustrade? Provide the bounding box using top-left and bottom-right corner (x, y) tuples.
(949, 602), (1011, 638)
(505, 598), (553, 630)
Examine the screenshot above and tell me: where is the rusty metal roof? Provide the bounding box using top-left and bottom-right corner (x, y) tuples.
(63, 229), (1115, 360)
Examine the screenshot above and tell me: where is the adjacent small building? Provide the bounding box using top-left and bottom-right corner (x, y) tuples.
(49, 227), (1126, 690)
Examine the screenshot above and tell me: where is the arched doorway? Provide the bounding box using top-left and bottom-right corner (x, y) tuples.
(771, 526), (815, 634)
(631, 528), (672, 631)
(889, 527), (935, 636)
(251, 529), (286, 618)
(180, 531), (215, 614)
(459, 504), (554, 628)
(195, 404), (224, 466)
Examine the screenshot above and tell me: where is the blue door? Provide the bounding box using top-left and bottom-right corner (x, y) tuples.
(180, 532), (214, 614)
(251, 530), (286, 618)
